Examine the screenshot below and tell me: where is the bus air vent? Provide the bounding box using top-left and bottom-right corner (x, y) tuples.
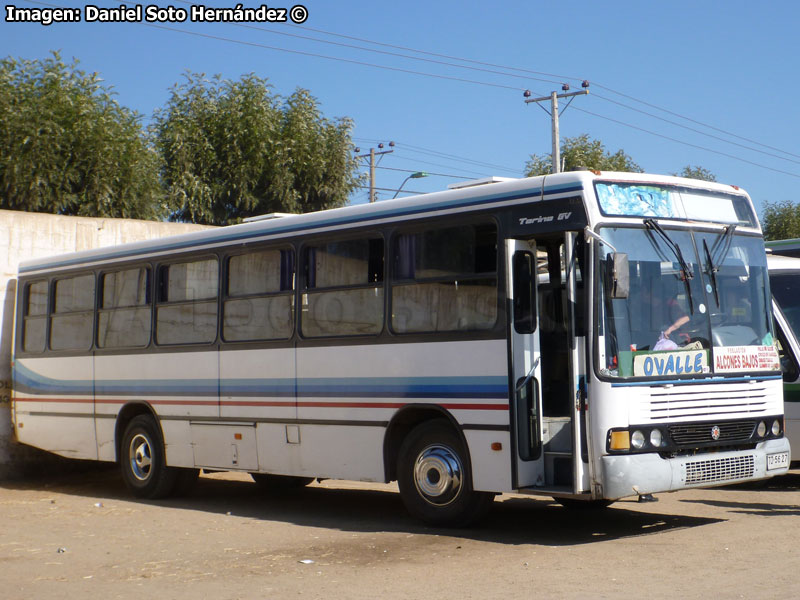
(684, 455), (754, 485)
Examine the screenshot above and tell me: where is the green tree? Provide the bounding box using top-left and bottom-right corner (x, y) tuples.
(524, 134), (642, 176)
(762, 200), (800, 241)
(154, 73), (362, 225)
(674, 165), (717, 182)
(0, 52), (164, 219)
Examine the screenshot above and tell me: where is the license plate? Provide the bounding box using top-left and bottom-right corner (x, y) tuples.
(767, 452), (789, 471)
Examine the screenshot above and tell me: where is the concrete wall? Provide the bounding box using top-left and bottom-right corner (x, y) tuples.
(0, 210), (211, 479)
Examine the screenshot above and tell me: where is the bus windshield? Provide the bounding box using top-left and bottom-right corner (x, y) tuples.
(597, 225), (778, 379)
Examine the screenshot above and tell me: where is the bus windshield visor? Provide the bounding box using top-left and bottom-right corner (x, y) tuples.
(596, 226), (779, 379)
(595, 182), (757, 227)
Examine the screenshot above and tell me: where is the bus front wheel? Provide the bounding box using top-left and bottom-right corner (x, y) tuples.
(397, 420), (493, 527)
(120, 414), (179, 499)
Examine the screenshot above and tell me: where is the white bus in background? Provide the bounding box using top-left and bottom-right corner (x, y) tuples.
(765, 247), (800, 459)
(11, 171), (790, 526)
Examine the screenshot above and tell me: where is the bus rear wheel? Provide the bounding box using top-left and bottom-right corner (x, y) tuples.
(120, 414), (179, 499)
(397, 420), (493, 527)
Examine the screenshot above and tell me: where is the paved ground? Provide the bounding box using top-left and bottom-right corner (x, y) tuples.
(1, 465), (798, 599)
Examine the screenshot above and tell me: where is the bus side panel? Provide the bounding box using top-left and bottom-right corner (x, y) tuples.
(218, 346), (296, 473)
(464, 429), (513, 492)
(94, 351), (219, 465)
(13, 356), (97, 460)
(219, 347), (296, 420)
(295, 340), (510, 487)
(278, 424), (386, 481)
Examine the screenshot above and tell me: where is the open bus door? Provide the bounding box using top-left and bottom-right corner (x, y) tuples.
(506, 239), (545, 488)
(508, 234), (590, 495)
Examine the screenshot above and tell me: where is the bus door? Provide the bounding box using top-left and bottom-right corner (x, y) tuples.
(513, 234), (587, 494)
(564, 232), (589, 493)
(506, 239), (545, 488)
(538, 233), (588, 493)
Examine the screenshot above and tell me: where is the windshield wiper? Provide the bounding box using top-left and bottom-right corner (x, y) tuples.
(704, 225), (736, 307)
(703, 239), (720, 306)
(711, 224), (737, 266)
(644, 218), (694, 314)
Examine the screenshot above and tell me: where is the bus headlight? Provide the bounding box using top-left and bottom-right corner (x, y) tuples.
(772, 419), (782, 436)
(608, 427), (671, 453)
(650, 428), (663, 447)
(757, 421), (767, 437)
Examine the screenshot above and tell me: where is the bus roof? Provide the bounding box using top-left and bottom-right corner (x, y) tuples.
(17, 170), (751, 276)
(767, 253), (800, 272)
(766, 238), (800, 258)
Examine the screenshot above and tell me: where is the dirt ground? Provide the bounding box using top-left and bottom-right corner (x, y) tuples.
(1, 465), (798, 600)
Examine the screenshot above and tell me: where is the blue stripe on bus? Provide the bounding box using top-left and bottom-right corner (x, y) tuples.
(19, 182), (583, 273)
(14, 363), (508, 399)
(294, 377), (507, 399)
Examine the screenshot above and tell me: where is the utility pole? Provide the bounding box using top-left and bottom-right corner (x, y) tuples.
(524, 81), (589, 173)
(355, 142), (394, 202)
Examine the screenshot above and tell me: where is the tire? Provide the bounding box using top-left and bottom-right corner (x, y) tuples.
(250, 473), (315, 489)
(555, 497), (614, 510)
(119, 415), (178, 499)
(397, 419), (494, 527)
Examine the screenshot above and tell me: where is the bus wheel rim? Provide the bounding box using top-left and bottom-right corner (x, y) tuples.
(413, 444), (463, 506)
(129, 433), (153, 481)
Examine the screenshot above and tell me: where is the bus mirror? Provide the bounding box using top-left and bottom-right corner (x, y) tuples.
(513, 250), (537, 334)
(609, 252), (629, 299)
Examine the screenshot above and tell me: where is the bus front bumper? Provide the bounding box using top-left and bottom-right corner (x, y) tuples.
(600, 437), (791, 500)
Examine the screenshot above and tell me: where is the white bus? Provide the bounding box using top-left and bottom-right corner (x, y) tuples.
(11, 171), (790, 526)
(765, 250), (800, 458)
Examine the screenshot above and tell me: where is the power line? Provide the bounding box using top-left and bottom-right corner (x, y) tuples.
(592, 82), (800, 161)
(592, 91), (800, 167)
(23, 0), (800, 177)
(357, 139), (520, 174)
(389, 151), (490, 178)
(275, 16), (800, 165)
(140, 23), (525, 92)
(374, 166), (472, 179)
(572, 105), (800, 180)
(264, 24), (800, 170)
(270, 16), (800, 168)
(166, 0), (562, 90)
(353, 138), (516, 178)
(287, 21), (584, 86)
(355, 185), (427, 195)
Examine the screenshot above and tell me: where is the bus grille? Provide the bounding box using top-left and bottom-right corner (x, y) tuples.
(669, 420), (756, 445)
(684, 455), (754, 485)
(649, 385), (769, 420)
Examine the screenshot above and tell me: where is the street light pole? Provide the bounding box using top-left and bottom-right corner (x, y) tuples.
(392, 172), (428, 199)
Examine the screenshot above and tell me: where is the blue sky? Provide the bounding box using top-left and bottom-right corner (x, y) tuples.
(3, 0), (800, 216)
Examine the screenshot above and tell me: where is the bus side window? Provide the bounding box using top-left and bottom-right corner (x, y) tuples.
(50, 274), (95, 351)
(391, 223), (498, 334)
(22, 280), (48, 353)
(300, 237), (384, 337)
(156, 258), (219, 345)
(223, 248), (295, 341)
(97, 267), (152, 349)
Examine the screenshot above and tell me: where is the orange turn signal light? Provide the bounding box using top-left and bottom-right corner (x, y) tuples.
(609, 431), (630, 451)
